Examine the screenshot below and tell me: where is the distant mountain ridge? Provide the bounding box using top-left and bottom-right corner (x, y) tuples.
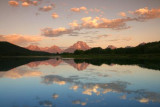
(26, 41), (151, 53)
(64, 41), (90, 53)
(26, 41), (91, 53)
(26, 45), (62, 53)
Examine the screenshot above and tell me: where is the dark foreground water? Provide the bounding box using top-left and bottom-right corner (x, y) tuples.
(0, 58), (160, 107)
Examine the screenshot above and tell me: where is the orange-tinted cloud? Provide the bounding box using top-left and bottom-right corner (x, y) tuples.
(130, 7), (160, 20)
(119, 12), (126, 17)
(42, 7), (160, 37)
(99, 17), (132, 30)
(69, 20), (79, 28)
(41, 27), (74, 37)
(32, 1), (38, 6)
(0, 34), (42, 46)
(71, 8), (80, 12)
(133, 7), (149, 15)
(71, 6), (87, 12)
(41, 16), (129, 37)
(8, 0), (19, 7)
(22, 2), (30, 7)
(41, 16), (132, 37)
(9, 0), (39, 7)
(81, 17), (100, 28)
(80, 7), (87, 11)
(71, 7), (103, 14)
(52, 13), (59, 19)
(89, 8), (104, 14)
(20, 0), (39, 6)
(81, 16), (130, 30)
(39, 5), (53, 11)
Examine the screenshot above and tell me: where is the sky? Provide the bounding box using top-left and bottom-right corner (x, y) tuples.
(0, 0), (160, 49)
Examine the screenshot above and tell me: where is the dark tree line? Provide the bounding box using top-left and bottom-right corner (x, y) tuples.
(74, 41), (160, 55)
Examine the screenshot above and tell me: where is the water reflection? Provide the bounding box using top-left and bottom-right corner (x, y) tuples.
(27, 59), (62, 68)
(39, 100), (53, 107)
(0, 58), (49, 71)
(0, 58), (160, 107)
(72, 100), (87, 106)
(0, 68), (42, 79)
(42, 74), (160, 104)
(74, 59), (160, 70)
(0, 58), (160, 72)
(52, 94), (59, 99)
(63, 59), (89, 71)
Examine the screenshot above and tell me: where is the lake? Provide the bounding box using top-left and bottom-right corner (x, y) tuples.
(0, 58), (160, 107)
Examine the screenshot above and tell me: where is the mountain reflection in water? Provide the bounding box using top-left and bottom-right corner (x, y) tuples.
(0, 58), (160, 72)
(0, 58), (160, 107)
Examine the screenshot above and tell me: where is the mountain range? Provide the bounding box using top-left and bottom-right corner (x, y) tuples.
(26, 41), (91, 53)
(0, 41), (118, 56)
(0, 42), (50, 56)
(26, 45), (62, 53)
(1, 41), (158, 56)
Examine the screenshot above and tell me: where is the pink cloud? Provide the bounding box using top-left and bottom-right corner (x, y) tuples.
(81, 17), (100, 28)
(119, 12), (126, 17)
(52, 13), (59, 19)
(8, 1), (19, 7)
(39, 5), (53, 12)
(41, 16), (131, 37)
(0, 34), (42, 46)
(90, 8), (103, 13)
(71, 6), (87, 12)
(69, 20), (79, 28)
(41, 7), (160, 37)
(41, 27), (74, 37)
(22, 2), (30, 7)
(9, 0), (40, 7)
(130, 7), (160, 20)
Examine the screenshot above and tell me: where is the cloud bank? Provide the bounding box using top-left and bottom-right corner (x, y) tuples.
(41, 7), (160, 37)
(0, 34), (42, 46)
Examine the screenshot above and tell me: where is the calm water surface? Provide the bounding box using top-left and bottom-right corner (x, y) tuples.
(0, 58), (160, 107)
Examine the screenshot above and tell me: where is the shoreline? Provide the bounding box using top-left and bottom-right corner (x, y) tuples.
(0, 54), (160, 61)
